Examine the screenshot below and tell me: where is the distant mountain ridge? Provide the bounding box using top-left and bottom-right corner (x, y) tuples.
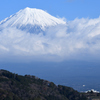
(0, 7), (66, 33)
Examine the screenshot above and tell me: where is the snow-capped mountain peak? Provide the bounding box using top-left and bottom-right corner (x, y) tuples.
(0, 7), (66, 33)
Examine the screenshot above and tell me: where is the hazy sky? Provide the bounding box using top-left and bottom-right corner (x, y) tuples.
(0, 0), (100, 21)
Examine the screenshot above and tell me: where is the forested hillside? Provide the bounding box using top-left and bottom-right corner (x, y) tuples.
(0, 69), (87, 100)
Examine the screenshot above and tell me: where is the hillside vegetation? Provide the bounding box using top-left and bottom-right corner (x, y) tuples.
(0, 69), (87, 100)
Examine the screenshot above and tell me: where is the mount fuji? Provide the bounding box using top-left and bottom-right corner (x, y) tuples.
(0, 7), (66, 33)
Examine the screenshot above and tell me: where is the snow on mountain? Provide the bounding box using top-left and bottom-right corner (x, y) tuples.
(0, 7), (66, 33)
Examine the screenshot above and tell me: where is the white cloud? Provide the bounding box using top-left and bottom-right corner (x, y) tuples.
(0, 45), (9, 51)
(0, 17), (100, 62)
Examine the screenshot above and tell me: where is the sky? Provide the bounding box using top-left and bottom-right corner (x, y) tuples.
(0, 0), (100, 63)
(0, 0), (100, 89)
(0, 0), (100, 21)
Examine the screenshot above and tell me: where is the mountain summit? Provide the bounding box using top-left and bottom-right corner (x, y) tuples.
(0, 7), (66, 33)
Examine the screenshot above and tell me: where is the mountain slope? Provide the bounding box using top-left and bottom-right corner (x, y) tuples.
(0, 7), (66, 33)
(0, 69), (87, 100)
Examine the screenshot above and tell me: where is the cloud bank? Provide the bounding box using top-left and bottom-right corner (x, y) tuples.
(0, 17), (100, 62)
